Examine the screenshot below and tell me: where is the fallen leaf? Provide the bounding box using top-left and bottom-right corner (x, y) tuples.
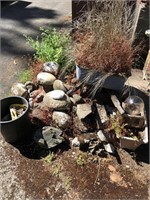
(14, 60), (17, 65)
(108, 165), (116, 172)
(110, 172), (123, 183)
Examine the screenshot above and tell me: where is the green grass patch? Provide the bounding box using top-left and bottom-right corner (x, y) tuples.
(18, 68), (32, 83)
(42, 152), (55, 164)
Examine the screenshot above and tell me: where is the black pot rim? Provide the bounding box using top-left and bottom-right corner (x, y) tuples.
(0, 96), (29, 124)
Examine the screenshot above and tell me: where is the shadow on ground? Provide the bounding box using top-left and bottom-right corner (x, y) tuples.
(1, 1), (58, 21)
(1, 0), (60, 56)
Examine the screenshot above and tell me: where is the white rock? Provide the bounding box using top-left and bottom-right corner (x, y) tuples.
(97, 130), (107, 142)
(72, 137), (80, 147)
(37, 72), (56, 86)
(145, 29), (150, 37)
(48, 90), (65, 100)
(52, 111), (71, 129)
(104, 143), (115, 154)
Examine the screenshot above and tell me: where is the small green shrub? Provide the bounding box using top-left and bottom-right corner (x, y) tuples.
(24, 28), (71, 68)
(64, 176), (72, 190)
(18, 69), (32, 83)
(76, 153), (86, 167)
(43, 152), (55, 164)
(52, 164), (62, 177)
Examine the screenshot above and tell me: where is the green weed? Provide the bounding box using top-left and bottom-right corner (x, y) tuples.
(43, 152), (55, 164)
(52, 163), (62, 177)
(24, 28), (71, 69)
(18, 69), (32, 83)
(76, 153), (87, 167)
(64, 176), (72, 190)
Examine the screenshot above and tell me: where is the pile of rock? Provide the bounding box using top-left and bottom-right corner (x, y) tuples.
(10, 62), (148, 153)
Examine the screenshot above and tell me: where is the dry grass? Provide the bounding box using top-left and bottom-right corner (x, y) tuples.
(30, 59), (43, 84)
(71, 0), (143, 76)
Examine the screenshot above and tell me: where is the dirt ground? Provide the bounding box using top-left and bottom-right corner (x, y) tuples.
(0, 134), (149, 200)
(0, 65), (149, 200)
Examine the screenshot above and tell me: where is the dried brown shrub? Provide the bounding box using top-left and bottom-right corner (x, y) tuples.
(71, 0), (143, 76)
(30, 59), (44, 84)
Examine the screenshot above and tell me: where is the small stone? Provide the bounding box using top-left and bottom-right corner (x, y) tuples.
(11, 83), (28, 98)
(29, 98), (33, 107)
(76, 103), (92, 120)
(53, 80), (67, 92)
(30, 90), (39, 98)
(25, 81), (35, 93)
(72, 137), (80, 147)
(52, 111), (71, 129)
(104, 143), (115, 154)
(43, 61), (59, 75)
(30, 88), (46, 104)
(49, 90), (65, 100)
(37, 72), (56, 86)
(97, 130), (107, 142)
(72, 94), (84, 104)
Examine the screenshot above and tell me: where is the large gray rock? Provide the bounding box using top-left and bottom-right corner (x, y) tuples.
(43, 90), (71, 110)
(37, 72), (56, 86)
(34, 126), (64, 149)
(52, 111), (71, 129)
(11, 83), (28, 98)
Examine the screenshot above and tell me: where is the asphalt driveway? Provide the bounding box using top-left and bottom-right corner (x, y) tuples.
(0, 0), (71, 98)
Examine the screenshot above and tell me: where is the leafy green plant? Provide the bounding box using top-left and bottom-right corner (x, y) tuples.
(24, 28), (71, 68)
(43, 152), (55, 164)
(18, 68), (32, 83)
(76, 153), (86, 166)
(52, 163), (62, 177)
(107, 112), (139, 140)
(109, 113), (126, 139)
(64, 176), (72, 190)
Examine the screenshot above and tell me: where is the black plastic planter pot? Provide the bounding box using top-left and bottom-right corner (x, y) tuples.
(76, 65), (126, 91)
(0, 96), (32, 143)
